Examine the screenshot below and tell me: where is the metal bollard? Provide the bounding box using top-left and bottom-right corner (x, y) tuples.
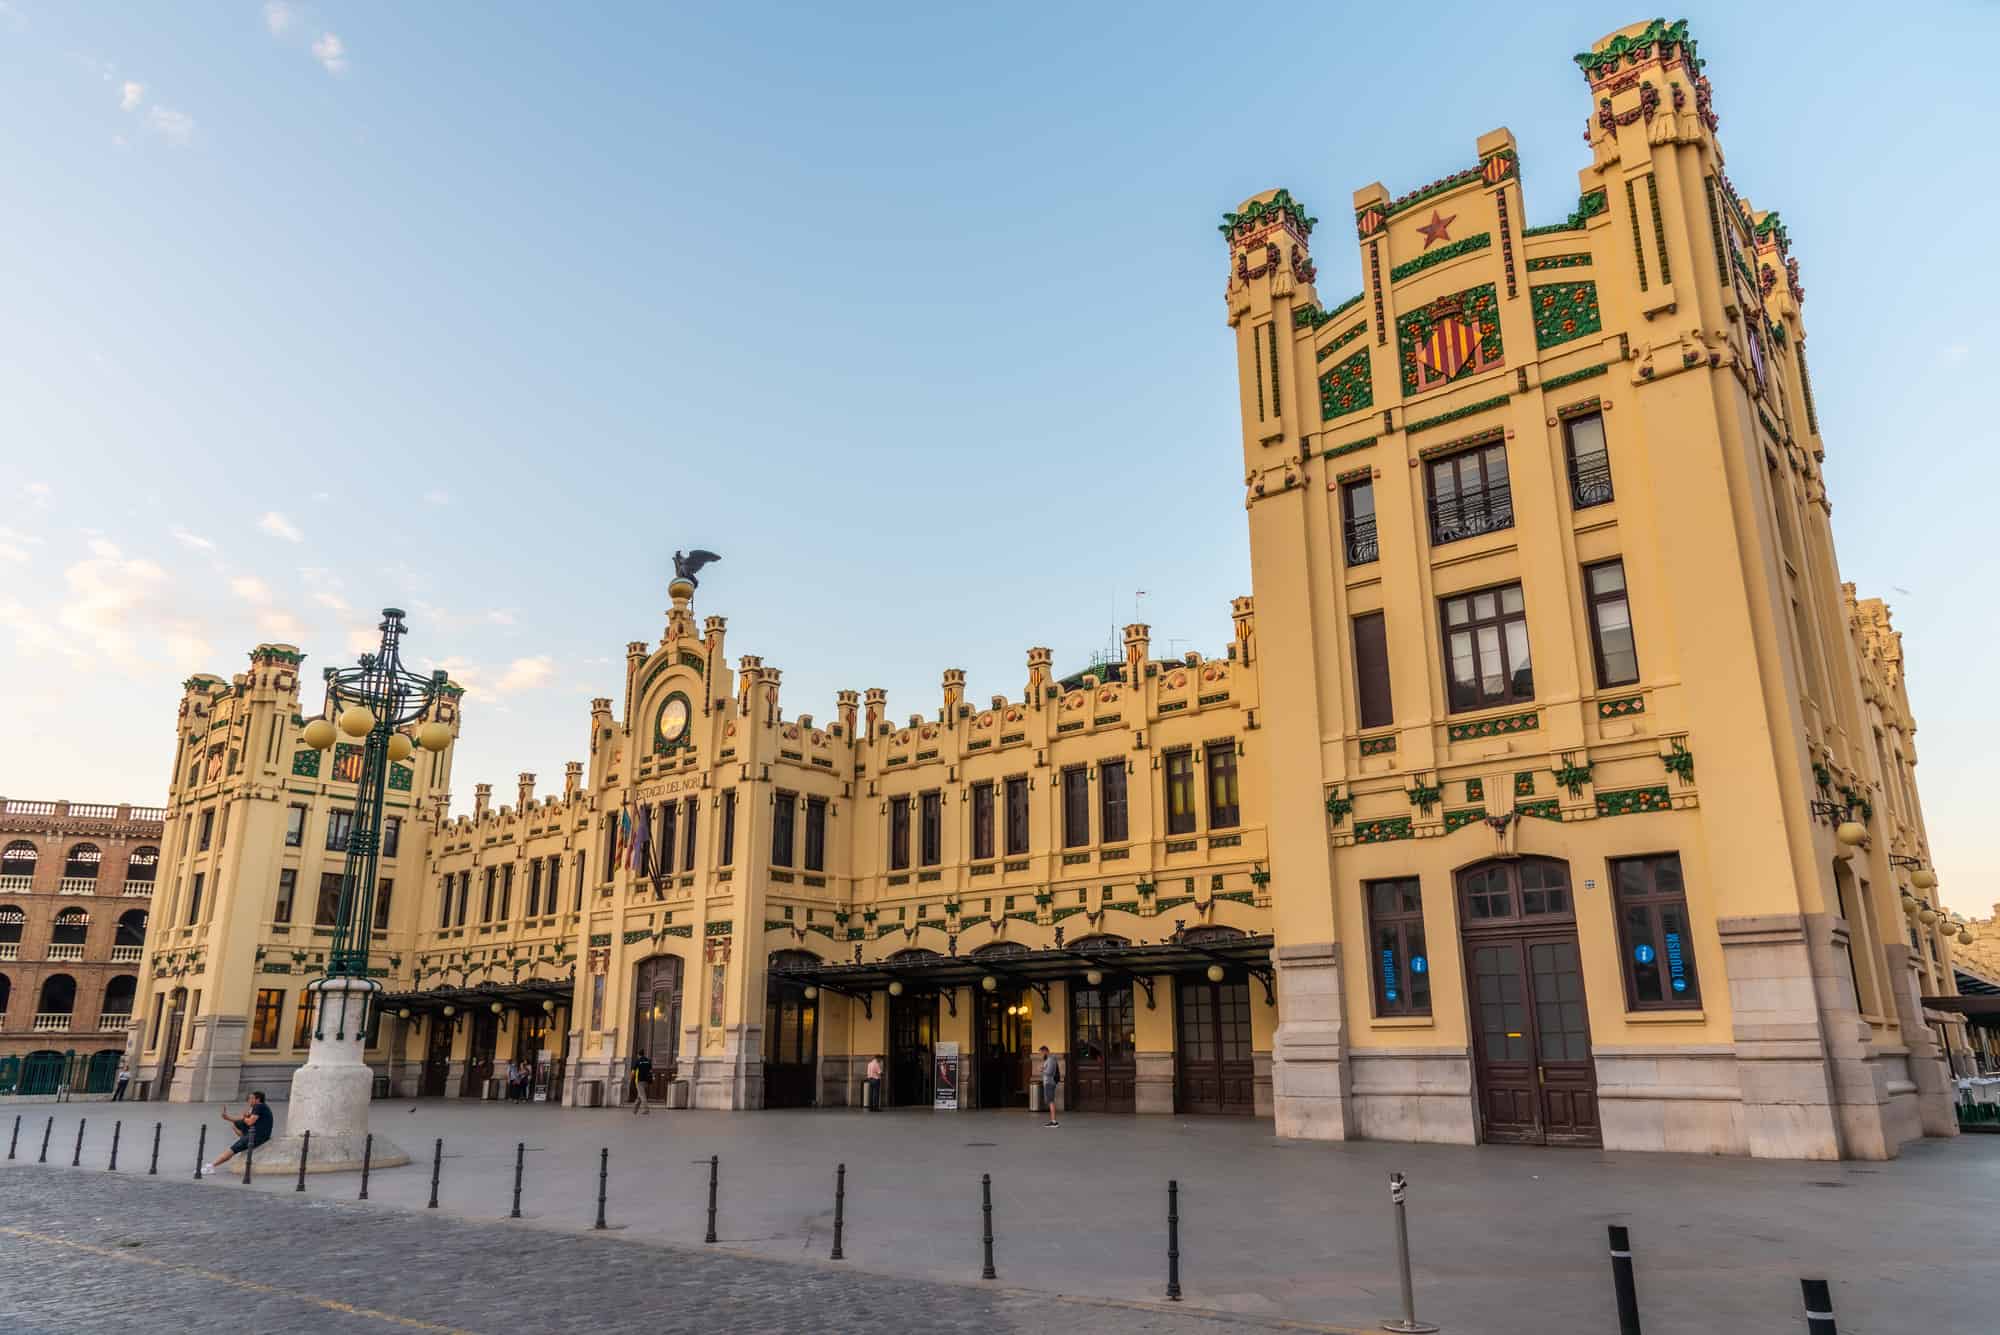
(295, 1129), (312, 1191)
(830, 1163), (846, 1261)
(1801, 1278), (1837, 1334)
(980, 1172), (997, 1280)
(109, 1121), (122, 1172)
(1381, 1172), (1439, 1334)
(148, 1122), (161, 1175)
(594, 1147), (609, 1230)
(7, 1113), (18, 1160)
(72, 1118), (87, 1167)
(1166, 1179), (1182, 1301)
(241, 1133), (254, 1184)
(193, 1123), (207, 1177)
(427, 1137), (442, 1208)
(1608, 1224), (1640, 1334)
(510, 1142), (524, 1219)
(38, 1116), (52, 1164)
(704, 1155), (719, 1243)
(358, 1133), (373, 1200)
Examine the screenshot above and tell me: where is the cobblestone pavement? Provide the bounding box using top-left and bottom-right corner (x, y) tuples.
(0, 1168), (1347, 1334)
(5, 1099), (1997, 1332)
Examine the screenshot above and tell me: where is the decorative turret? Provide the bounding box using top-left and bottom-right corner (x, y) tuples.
(563, 760), (583, 799)
(863, 687), (887, 736)
(1121, 624), (1150, 682)
(761, 667), (783, 725)
(736, 655), (763, 715)
(473, 782), (492, 819)
(1231, 597), (1256, 664)
(1025, 647), (1053, 703)
(1575, 18), (1717, 162)
(836, 689), (859, 738)
(663, 577), (697, 645)
(941, 668), (966, 719)
(624, 640), (648, 721)
(703, 615), (728, 711)
(517, 772), (536, 811)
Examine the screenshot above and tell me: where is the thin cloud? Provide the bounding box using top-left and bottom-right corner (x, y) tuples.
(263, 2), (298, 36)
(258, 511), (303, 542)
(311, 31), (347, 75)
(119, 81), (143, 112)
(25, 482), (52, 509)
(313, 591), (351, 614)
(229, 575), (273, 605)
(147, 105), (194, 146)
(496, 656), (554, 693)
(170, 525), (215, 551)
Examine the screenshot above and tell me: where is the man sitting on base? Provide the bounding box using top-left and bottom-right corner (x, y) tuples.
(198, 1091), (275, 1176)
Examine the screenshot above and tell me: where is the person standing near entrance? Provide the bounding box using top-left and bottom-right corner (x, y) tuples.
(112, 1059), (130, 1102)
(864, 1054), (883, 1111)
(1039, 1046), (1061, 1127)
(198, 1092), (274, 1176)
(630, 1050), (653, 1115)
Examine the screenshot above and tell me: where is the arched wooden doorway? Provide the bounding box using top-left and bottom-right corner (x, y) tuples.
(1173, 926), (1255, 1116)
(885, 949), (938, 1107)
(420, 1013), (452, 1097)
(764, 950), (820, 1109)
(1066, 937), (1136, 1112)
(1457, 857), (1599, 1146)
(632, 955), (685, 1103)
(971, 943), (1032, 1108)
(154, 987), (187, 1099)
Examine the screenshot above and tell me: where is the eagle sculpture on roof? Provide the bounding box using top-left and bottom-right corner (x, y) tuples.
(672, 549), (722, 589)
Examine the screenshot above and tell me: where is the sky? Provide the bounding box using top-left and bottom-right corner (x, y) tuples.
(1, 4), (1995, 917)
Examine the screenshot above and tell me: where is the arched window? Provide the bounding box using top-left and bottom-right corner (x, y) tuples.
(62, 843), (101, 886)
(37, 974), (76, 1016)
(1067, 934), (1131, 952)
(0, 973), (12, 1016)
(101, 975), (137, 1016)
(1, 841), (36, 880)
(1176, 925), (1246, 945)
(887, 947), (940, 963)
(768, 949), (822, 974)
(971, 941), (1028, 957)
(115, 909), (148, 946)
(0, 905), (22, 946)
(125, 847), (159, 888)
(51, 908), (89, 946)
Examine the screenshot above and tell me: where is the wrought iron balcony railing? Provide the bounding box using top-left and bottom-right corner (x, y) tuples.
(1428, 487), (1515, 545)
(1569, 454), (1614, 509)
(1343, 515), (1379, 566)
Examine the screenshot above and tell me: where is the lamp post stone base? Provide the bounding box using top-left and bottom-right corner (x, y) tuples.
(257, 977), (409, 1174)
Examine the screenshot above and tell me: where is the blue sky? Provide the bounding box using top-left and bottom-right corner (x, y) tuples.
(1, 4), (1994, 916)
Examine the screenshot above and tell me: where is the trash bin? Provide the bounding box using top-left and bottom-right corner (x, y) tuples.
(372, 1074), (391, 1100)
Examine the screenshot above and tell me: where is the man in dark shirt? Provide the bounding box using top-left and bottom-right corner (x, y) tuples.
(199, 1091), (274, 1176)
(630, 1052), (653, 1115)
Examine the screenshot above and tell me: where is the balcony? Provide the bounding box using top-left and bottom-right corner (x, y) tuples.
(46, 943), (85, 961)
(1343, 515), (1379, 566)
(33, 1012), (72, 1032)
(58, 877), (98, 896)
(98, 1013), (133, 1033)
(0, 943), (17, 961)
(122, 881), (155, 898)
(1428, 487), (1515, 545)
(110, 945), (143, 963)
(0, 874), (31, 893)
(1569, 453), (1614, 509)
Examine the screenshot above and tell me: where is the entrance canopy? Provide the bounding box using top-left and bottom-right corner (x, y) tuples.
(377, 978), (573, 1016)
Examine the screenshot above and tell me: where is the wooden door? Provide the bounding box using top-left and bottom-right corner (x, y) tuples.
(632, 955), (684, 1091)
(976, 987), (1031, 1108)
(1466, 938), (1541, 1142)
(1466, 933), (1599, 1146)
(420, 1016), (452, 1097)
(1176, 977), (1255, 1115)
(155, 1003), (184, 1099)
(888, 993), (936, 1106)
(762, 987), (818, 1109)
(1068, 983), (1136, 1112)
(1527, 937), (1599, 1143)
(461, 1010), (497, 1098)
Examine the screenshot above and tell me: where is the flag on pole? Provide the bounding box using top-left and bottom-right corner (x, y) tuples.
(617, 806), (631, 867)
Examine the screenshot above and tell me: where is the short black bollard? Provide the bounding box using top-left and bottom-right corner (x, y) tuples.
(1801, 1278), (1837, 1334)
(830, 1163), (846, 1261)
(980, 1172), (997, 1280)
(241, 1133), (254, 1184)
(72, 1118), (86, 1167)
(510, 1142), (524, 1219)
(427, 1137), (442, 1208)
(295, 1129), (312, 1192)
(148, 1122), (161, 1175)
(1608, 1224), (1640, 1334)
(7, 1113), (18, 1160)
(594, 1147), (609, 1230)
(193, 1123), (207, 1177)
(109, 1121), (122, 1173)
(1381, 1172), (1439, 1334)
(358, 1133), (373, 1200)
(1166, 1179), (1182, 1301)
(704, 1155), (718, 1243)
(38, 1116), (52, 1164)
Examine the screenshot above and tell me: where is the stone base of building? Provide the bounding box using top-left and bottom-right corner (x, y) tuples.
(692, 1025), (762, 1109)
(1348, 1049), (1476, 1145)
(1270, 941), (1352, 1139)
(1135, 1050), (1174, 1114)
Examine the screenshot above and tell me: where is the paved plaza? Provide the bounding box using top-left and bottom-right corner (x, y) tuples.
(4, 1098), (1996, 1332)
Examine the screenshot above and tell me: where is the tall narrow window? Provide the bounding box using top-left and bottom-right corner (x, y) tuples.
(186, 871), (204, 925)
(920, 791), (942, 866)
(573, 856), (585, 911)
(285, 805), (306, 848)
(316, 872), (343, 927)
(293, 990), (317, 1048)
(1164, 750), (1196, 835)
(325, 809), (353, 853)
(381, 816), (402, 859)
(274, 869), (296, 924)
(888, 796), (910, 871)
(1352, 611), (1393, 730)
(1584, 559), (1639, 687)
(804, 796), (827, 872)
(1564, 411), (1613, 508)
(681, 797), (699, 872)
(197, 809), (214, 852)
(1426, 441), (1514, 544)
(437, 876), (453, 929)
(1341, 476), (1379, 566)
(498, 864), (514, 919)
(718, 791), (737, 867)
(455, 871), (470, 927)
(373, 878), (394, 931)
(1612, 853), (1700, 1009)
(1366, 878), (1429, 1017)
(250, 989), (285, 1049)
(971, 782), (995, 861)
(1205, 742), (1241, 829)
(527, 860), (543, 918)
(1061, 768), (1089, 848)
(1440, 582), (1533, 712)
(1004, 776), (1030, 855)
(480, 868), (496, 922)
(770, 792), (797, 867)
(1099, 761), (1129, 843)
(656, 803), (678, 880)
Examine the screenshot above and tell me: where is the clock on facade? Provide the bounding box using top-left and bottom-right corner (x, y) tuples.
(657, 695), (690, 747)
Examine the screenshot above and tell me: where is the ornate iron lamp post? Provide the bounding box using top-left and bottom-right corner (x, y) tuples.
(257, 607), (450, 1175)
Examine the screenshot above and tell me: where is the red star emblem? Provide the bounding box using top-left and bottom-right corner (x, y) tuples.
(1416, 209), (1456, 249)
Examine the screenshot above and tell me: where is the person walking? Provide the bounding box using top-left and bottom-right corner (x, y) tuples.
(111, 1059), (130, 1102)
(1038, 1046), (1061, 1127)
(864, 1054), (883, 1112)
(630, 1050), (653, 1115)
(198, 1091), (275, 1176)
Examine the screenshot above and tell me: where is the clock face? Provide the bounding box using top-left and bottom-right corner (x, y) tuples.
(659, 697), (690, 744)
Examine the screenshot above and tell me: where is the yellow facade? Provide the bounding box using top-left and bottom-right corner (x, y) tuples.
(129, 20), (1969, 1158)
